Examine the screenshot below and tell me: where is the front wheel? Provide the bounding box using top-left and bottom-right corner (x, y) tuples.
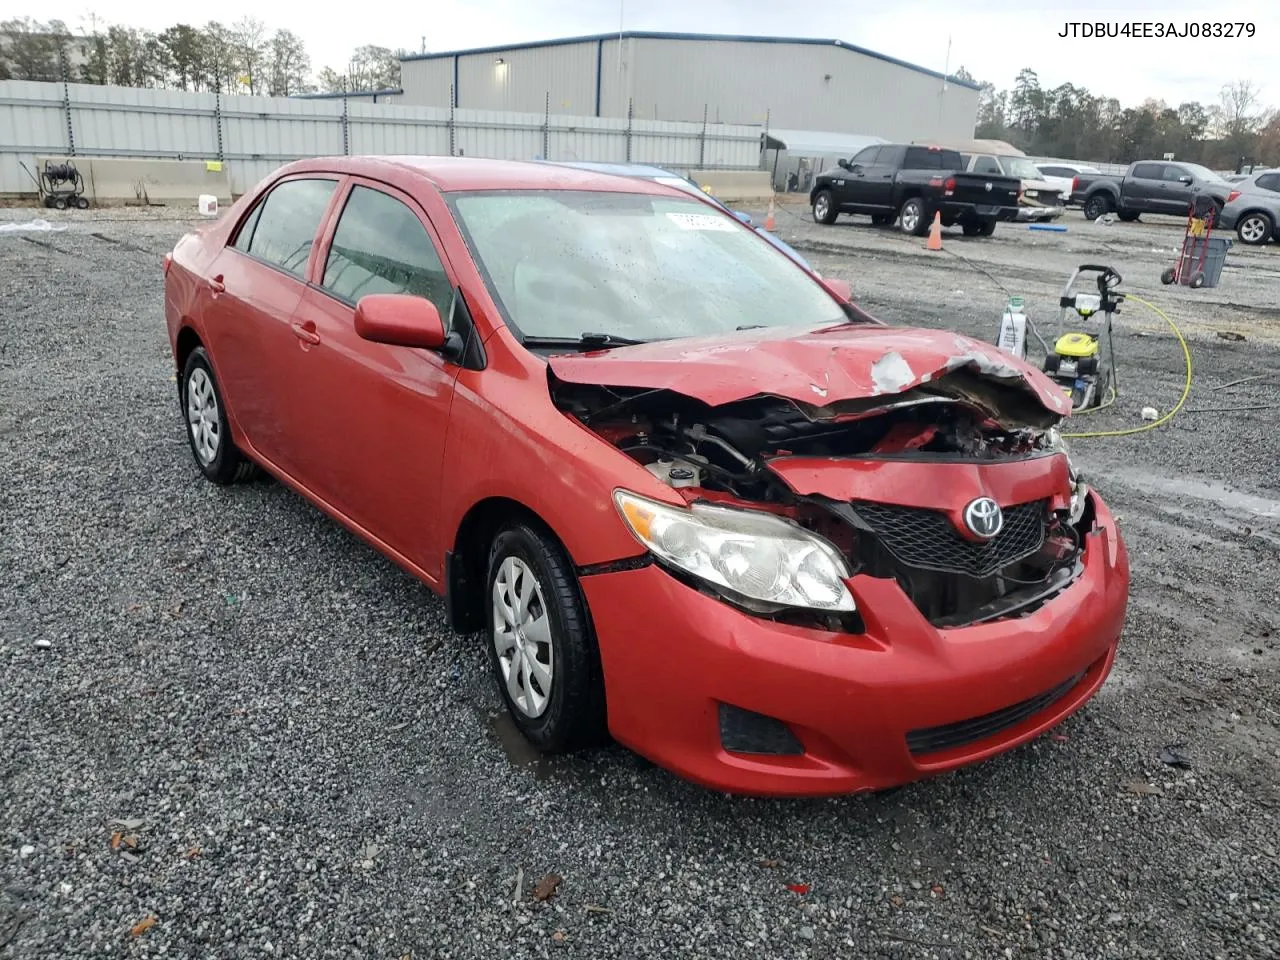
(1160, 268), (1176, 285)
(180, 346), (259, 485)
(812, 190), (838, 225)
(899, 197), (928, 236)
(486, 523), (608, 754)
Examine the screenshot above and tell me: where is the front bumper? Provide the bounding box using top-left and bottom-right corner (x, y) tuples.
(582, 492), (1129, 797)
(1016, 204), (1066, 221)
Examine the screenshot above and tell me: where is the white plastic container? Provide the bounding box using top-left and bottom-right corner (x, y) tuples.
(198, 194), (218, 217)
(996, 296), (1028, 359)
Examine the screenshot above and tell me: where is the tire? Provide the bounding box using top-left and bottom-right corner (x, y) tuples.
(52, 196), (68, 210)
(899, 197), (928, 236)
(870, 213), (893, 226)
(961, 222), (982, 237)
(962, 219), (997, 237)
(180, 346), (259, 485)
(1236, 212), (1274, 246)
(485, 522), (608, 754)
(1043, 355), (1061, 374)
(1078, 356), (1098, 375)
(1189, 272), (1205, 289)
(1082, 195), (1111, 221)
(1118, 212), (1140, 222)
(1160, 268), (1176, 285)
(811, 189), (838, 225)
(74, 196), (89, 210)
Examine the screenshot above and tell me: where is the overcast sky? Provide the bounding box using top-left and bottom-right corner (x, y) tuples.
(36, 0), (1278, 110)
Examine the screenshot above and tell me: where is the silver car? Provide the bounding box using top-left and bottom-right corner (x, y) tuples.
(1217, 169), (1280, 245)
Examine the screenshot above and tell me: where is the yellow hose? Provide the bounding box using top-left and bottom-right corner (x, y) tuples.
(1061, 294), (1193, 439)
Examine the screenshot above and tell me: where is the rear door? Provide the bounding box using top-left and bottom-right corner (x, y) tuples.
(202, 175), (341, 463)
(275, 178), (464, 568)
(864, 145), (904, 208)
(1125, 163), (1165, 212)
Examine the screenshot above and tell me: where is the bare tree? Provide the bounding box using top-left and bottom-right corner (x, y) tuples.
(230, 17), (268, 94)
(268, 28), (311, 96)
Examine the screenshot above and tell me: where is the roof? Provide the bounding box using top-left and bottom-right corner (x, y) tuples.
(549, 161), (683, 179)
(401, 31), (983, 91)
(918, 137), (1024, 156)
(763, 129), (889, 155)
(276, 155), (689, 194)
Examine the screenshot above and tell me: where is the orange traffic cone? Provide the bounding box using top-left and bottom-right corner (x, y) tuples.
(764, 196), (776, 231)
(926, 211), (943, 251)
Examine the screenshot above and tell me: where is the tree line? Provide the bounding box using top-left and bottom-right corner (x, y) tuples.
(958, 66), (1278, 171)
(0, 16), (401, 96)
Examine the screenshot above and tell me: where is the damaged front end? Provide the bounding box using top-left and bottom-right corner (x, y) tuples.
(552, 360), (1095, 631)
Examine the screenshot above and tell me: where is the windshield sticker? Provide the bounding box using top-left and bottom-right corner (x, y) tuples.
(666, 212), (737, 232)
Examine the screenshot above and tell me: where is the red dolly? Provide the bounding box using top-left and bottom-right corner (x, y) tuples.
(1161, 193), (1226, 289)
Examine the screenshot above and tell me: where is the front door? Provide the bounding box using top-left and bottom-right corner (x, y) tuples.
(836, 145), (882, 208)
(1159, 164), (1196, 215)
(274, 179), (463, 571)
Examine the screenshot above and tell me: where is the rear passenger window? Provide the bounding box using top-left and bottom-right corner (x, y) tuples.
(1254, 173), (1280, 192)
(972, 155), (1003, 175)
(322, 185), (453, 319)
(903, 147), (960, 170)
(1131, 163), (1163, 180)
(238, 178), (337, 277)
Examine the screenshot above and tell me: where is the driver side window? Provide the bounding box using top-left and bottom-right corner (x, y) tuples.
(850, 146), (879, 165)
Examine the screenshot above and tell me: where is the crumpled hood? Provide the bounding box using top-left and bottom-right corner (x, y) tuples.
(547, 323), (1071, 420)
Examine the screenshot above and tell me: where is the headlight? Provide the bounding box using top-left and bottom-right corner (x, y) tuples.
(1046, 427), (1089, 524)
(613, 490), (856, 612)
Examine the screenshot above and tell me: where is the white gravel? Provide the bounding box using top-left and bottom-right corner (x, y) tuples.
(1, 206), (1277, 959)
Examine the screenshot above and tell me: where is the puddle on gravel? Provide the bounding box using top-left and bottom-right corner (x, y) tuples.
(488, 711), (558, 781)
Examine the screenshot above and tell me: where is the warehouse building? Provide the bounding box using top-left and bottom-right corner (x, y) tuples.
(397, 31), (980, 143)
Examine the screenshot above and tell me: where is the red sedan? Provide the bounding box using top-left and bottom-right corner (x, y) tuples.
(163, 156), (1129, 797)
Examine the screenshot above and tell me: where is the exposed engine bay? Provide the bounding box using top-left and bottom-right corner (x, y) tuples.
(552, 370), (1095, 631)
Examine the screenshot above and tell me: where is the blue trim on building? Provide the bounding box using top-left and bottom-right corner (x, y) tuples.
(594, 39), (603, 117)
(399, 31), (982, 91)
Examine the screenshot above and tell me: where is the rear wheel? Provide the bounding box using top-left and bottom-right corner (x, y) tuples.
(52, 196), (68, 210)
(1160, 268), (1176, 285)
(74, 196), (89, 210)
(1236, 212), (1274, 245)
(180, 347), (259, 485)
(486, 523), (607, 754)
(1082, 195), (1110, 221)
(899, 197), (928, 236)
(812, 190), (838, 225)
(1189, 272), (1205, 289)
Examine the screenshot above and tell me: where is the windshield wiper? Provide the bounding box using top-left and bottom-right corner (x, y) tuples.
(521, 332), (647, 351)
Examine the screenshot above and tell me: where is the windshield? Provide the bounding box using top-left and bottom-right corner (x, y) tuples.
(1002, 157), (1046, 180)
(1181, 162), (1227, 183)
(448, 190), (846, 342)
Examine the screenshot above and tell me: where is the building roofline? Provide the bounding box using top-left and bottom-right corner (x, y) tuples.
(291, 88), (403, 99)
(399, 31), (982, 91)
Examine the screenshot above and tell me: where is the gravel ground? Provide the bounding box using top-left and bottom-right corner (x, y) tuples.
(1, 204), (1277, 960)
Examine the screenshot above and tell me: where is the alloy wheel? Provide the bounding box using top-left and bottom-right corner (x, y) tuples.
(814, 194), (829, 221)
(492, 556), (554, 718)
(1240, 215), (1269, 244)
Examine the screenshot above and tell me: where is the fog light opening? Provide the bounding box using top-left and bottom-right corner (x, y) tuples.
(718, 703), (804, 756)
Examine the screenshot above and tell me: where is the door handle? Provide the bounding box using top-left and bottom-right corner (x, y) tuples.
(209, 274), (225, 295)
(291, 320), (320, 345)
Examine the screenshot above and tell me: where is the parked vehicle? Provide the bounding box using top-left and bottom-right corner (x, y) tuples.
(810, 143), (1022, 237)
(164, 156), (1129, 798)
(921, 140), (1066, 221)
(1035, 162), (1101, 205)
(548, 160), (814, 271)
(1073, 161), (1238, 221)
(1216, 168), (1280, 245)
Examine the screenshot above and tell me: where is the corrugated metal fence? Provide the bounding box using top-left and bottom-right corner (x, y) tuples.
(0, 80), (764, 196)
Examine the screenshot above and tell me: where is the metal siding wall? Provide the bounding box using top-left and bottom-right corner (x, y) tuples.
(598, 39), (977, 140)
(0, 80), (67, 194)
(0, 80), (763, 196)
(398, 58), (455, 107)
(454, 42), (596, 114)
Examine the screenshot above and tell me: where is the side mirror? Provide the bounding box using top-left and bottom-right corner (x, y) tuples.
(1178, 175), (1193, 185)
(354, 293), (446, 350)
(732, 210), (753, 225)
(837, 158), (851, 170)
(821, 277), (852, 302)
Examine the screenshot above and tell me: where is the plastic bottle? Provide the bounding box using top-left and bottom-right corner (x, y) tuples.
(996, 296), (1028, 359)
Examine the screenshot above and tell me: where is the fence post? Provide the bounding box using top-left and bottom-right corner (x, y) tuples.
(625, 98), (633, 163)
(542, 92), (550, 160)
(214, 93), (225, 162)
(698, 103), (707, 169)
(342, 89), (350, 155)
(449, 83), (456, 156)
(59, 48), (76, 157)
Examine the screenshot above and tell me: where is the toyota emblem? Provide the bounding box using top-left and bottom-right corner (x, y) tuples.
(964, 497), (1003, 538)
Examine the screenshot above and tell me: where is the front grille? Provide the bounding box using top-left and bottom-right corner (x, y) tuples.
(852, 499), (1048, 579)
(906, 672), (1085, 756)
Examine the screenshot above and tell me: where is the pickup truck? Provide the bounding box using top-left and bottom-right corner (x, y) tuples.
(810, 144), (1022, 237)
(1073, 160), (1239, 222)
